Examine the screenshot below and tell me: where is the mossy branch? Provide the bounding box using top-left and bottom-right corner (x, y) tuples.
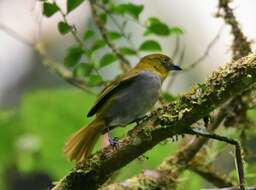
(217, 0), (252, 60)
(52, 54), (256, 190)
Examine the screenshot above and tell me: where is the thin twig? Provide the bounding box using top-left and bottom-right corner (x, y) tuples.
(52, 0), (84, 46)
(166, 24), (224, 90)
(90, 3), (131, 72)
(186, 128), (245, 190)
(183, 24), (225, 71)
(95, 3), (140, 56)
(0, 23), (33, 46)
(189, 162), (235, 187)
(172, 35), (180, 59)
(34, 43), (97, 94)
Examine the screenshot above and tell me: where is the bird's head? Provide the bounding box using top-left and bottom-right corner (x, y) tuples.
(135, 53), (182, 79)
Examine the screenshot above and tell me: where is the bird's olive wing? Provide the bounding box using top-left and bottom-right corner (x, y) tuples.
(87, 70), (141, 117)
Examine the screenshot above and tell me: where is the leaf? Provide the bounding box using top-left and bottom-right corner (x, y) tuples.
(67, 0), (84, 13)
(99, 53), (117, 67)
(107, 31), (122, 40)
(111, 3), (144, 19)
(43, 2), (59, 17)
(144, 17), (170, 36)
(73, 63), (94, 77)
(99, 13), (107, 24)
(88, 75), (103, 86)
(83, 30), (95, 41)
(169, 27), (184, 35)
(91, 40), (106, 51)
(64, 46), (84, 67)
(139, 40), (161, 51)
(119, 47), (137, 55)
(58, 21), (72, 35)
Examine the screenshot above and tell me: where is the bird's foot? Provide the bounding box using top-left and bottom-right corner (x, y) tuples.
(108, 133), (119, 147)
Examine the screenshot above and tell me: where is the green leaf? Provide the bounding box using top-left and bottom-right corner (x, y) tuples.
(144, 17), (170, 36)
(99, 53), (117, 67)
(91, 40), (106, 51)
(57, 21), (72, 35)
(43, 2), (59, 17)
(102, 0), (110, 3)
(119, 47), (137, 55)
(99, 13), (107, 24)
(88, 75), (103, 86)
(111, 3), (144, 19)
(67, 0), (84, 13)
(169, 27), (184, 35)
(73, 63), (94, 77)
(64, 46), (84, 67)
(107, 31), (122, 40)
(83, 30), (95, 41)
(139, 40), (161, 51)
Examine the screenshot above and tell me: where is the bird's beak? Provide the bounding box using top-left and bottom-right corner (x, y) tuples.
(171, 64), (182, 71)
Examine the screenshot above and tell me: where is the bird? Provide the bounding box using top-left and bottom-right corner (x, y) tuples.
(64, 53), (182, 162)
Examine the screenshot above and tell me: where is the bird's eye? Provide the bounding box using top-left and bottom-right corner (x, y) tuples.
(161, 57), (169, 64)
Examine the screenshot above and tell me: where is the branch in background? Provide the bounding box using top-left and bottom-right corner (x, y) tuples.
(189, 161), (235, 188)
(216, 0), (251, 60)
(0, 23), (33, 46)
(52, 54), (256, 190)
(183, 24), (225, 71)
(0, 21), (99, 94)
(172, 35), (181, 59)
(90, 3), (131, 72)
(186, 128), (245, 189)
(52, 0), (84, 47)
(34, 43), (97, 94)
(95, 3), (140, 57)
(166, 24), (224, 89)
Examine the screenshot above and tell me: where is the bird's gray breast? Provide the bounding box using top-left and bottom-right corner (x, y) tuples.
(106, 71), (162, 127)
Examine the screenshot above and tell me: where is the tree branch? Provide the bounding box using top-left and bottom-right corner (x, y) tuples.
(34, 43), (97, 94)
(189, 162), (235, 187)
(216, 0), (252, 60)
(52, 54), (256, 190)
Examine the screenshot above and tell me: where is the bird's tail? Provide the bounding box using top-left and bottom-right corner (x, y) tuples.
(64, 118), (104, 162)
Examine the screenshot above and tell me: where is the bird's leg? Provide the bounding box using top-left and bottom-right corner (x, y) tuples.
(107, 128), (119, 147)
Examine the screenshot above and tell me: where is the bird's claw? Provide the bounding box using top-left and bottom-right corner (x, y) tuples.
(108, 135), (119, 147)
